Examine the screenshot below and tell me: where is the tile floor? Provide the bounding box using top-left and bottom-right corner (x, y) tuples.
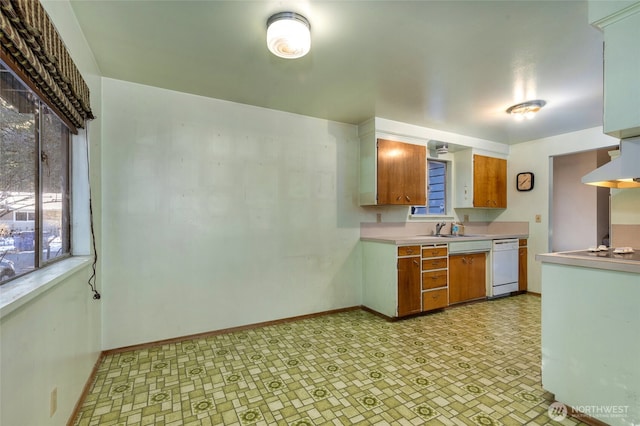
(72, 294), (587, 426)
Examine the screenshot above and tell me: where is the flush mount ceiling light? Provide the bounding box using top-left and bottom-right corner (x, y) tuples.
(266, 12), (311, 59)
(436, 143), (449, 154)
(506, 100), (546, 120)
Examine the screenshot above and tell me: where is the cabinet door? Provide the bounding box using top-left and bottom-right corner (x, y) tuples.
(449, 253), (486, 304)
(377, 139), (426, 205)
(466, 253), (487, 300)
(397, 257), (421, 316)
(473, 155), (507, 208)
(518, 247), (528, 292)
(448, 254), (467, 304)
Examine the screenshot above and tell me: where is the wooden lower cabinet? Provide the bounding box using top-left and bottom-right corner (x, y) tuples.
(422, 270), (447, 290)
(421, 244), (448, 312)
(422, 288), (448, 311)
(518, 241), (528, 292)
(397, 255), (422, 317)
(449, 253), (486, 304)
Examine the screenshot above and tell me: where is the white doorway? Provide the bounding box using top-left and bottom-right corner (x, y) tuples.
(550, 148), (612, 252)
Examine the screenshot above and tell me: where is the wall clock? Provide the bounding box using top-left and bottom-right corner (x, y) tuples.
(517, 172), (534, 191)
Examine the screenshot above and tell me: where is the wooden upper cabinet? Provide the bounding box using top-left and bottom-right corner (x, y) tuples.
(377, 139), (426, 205)
(472, 154), (507, 208)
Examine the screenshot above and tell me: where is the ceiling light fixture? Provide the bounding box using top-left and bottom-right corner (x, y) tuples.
(436, 143), (449, 154)
(266, 12), (311, 59)
(506, 100), (546, 120)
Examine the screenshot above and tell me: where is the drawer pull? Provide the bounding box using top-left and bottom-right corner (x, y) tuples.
(413, 260), (420, 266)
(406, 249), (413, 254)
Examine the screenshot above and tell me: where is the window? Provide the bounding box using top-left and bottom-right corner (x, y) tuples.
(411, 159), (448, 216)
(14, 212), (36, 221)
(0, 61), (71, 283)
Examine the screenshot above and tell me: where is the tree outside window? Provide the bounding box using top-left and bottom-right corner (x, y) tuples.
(0, 62), (70, 283)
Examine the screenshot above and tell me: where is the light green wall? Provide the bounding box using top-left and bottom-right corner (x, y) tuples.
(100, 79), (364, 349)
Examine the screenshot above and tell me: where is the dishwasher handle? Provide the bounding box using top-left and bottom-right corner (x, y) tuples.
(492, 239), (519, 251)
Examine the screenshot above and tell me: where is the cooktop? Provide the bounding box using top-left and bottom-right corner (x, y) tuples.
(563, 249), (640, 262)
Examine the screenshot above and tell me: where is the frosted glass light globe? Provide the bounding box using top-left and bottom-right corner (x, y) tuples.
(267, 13), (311, 59)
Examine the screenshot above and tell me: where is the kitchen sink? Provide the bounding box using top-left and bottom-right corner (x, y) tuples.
(415, 234), (484, 238)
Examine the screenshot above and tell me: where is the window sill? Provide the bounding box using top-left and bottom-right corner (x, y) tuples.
(0, 256), (92, 319)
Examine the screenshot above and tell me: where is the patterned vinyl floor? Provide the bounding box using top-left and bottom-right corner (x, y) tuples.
(72, 295), (587, 425)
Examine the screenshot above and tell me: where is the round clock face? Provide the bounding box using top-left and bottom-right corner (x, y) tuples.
(517, 172), (534, 191)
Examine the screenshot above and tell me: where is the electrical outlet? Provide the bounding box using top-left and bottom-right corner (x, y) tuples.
(535, 214), (542, 223)
(463, 214), (469, 222)
(50, 387), (57, 417)
(376, 213), (382, 223)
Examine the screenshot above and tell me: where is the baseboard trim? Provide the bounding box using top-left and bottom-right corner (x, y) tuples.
(551, 399), (611, 426)
(526, 291), (541, 297)
(66, 351), (105, 426)
(103, 306), (361, 355)
(360, 305), (394, 321)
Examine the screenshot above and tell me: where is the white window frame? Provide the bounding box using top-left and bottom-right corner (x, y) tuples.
(410, 158), (454, 220)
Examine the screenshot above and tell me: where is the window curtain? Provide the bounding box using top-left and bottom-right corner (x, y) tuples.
(0, 0), (94, 132)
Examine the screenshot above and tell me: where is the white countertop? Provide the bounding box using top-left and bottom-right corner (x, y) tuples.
(361, 234), (528, 245)
(536, 250), (640, 274)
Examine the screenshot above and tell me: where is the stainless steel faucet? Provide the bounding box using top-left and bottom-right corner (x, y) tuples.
(435, 222), (446, 236)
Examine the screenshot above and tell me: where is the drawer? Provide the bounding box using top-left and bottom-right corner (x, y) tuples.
(422, 258), (447, 271)
(422, 288), (448, 311)
(398, 246), (420, 256)
(422, 247), (447, 258)
(422, 271), (447, 289)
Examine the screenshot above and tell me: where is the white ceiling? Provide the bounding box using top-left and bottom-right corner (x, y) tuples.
(69, 0), (605, 144)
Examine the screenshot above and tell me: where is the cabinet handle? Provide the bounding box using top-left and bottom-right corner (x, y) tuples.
(396, 195), (402, 201)
(406, 249), (413, 254)
(431, 261), (439, 266)
(405, 195), (411, 202)
(413, 260), (420, 266)
(462, 257), (468, 264)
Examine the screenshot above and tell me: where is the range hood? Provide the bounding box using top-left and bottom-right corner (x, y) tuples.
(582, 137), (640, 188)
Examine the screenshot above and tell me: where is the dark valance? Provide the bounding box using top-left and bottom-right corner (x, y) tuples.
(0, 0), (94, 131)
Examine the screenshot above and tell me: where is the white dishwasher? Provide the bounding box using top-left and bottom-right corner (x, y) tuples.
(491, 239), (519, 297)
